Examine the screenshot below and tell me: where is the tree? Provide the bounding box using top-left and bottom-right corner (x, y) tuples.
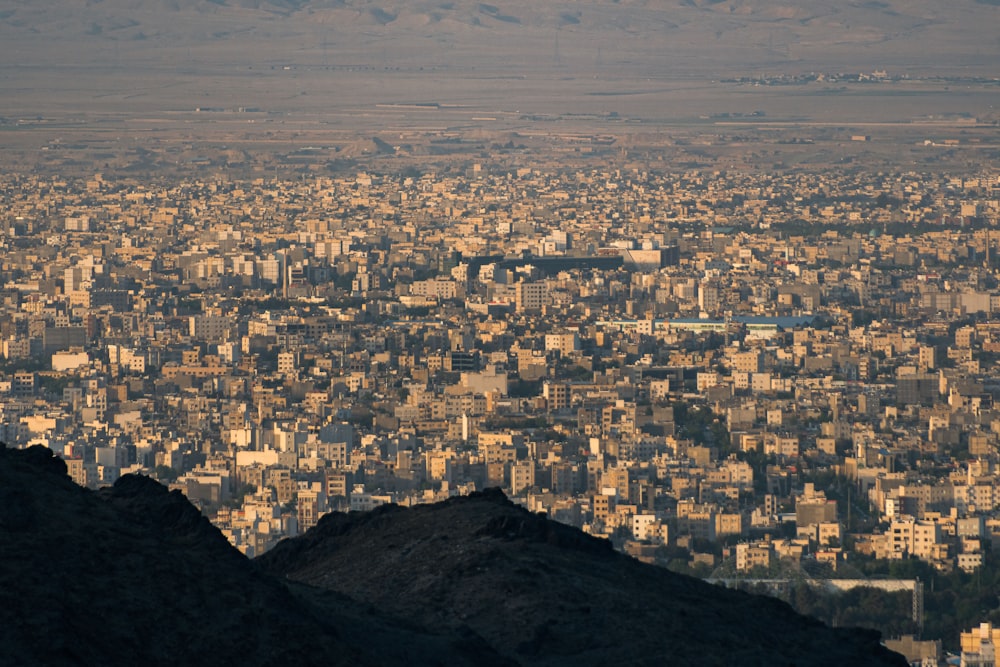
(154, 465), (178, 483)
(225, 482), (257, 508)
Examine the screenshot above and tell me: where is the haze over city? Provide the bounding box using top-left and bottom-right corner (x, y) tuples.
(1, 1), (999, 665)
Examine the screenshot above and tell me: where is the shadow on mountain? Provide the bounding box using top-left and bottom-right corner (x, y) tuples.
(258, 487), (908, 666)
(0, 445), (905, 667)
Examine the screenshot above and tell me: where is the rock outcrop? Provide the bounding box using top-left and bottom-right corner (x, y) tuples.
(259, 487), (908, 666)
(1, 445), (905, 667)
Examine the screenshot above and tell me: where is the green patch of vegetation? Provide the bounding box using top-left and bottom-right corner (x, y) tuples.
(154, 465), (178, 483)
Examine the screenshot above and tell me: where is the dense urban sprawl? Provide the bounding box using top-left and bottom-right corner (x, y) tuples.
(3, 162), (1000, 657)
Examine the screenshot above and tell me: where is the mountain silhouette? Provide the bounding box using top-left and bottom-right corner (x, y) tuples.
(0, 444), (905, 666)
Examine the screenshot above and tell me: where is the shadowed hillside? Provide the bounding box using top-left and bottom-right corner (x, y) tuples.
(258, 487), (909, 666)
(0, 444), (505, 667)
(0, 444), (907, 666)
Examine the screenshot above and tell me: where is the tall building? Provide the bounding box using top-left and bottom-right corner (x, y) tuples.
(698, 281), (720, 315)
(515, 280), (547, 313)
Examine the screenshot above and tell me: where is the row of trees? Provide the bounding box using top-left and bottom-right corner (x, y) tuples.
(715, 555), (1000, 652)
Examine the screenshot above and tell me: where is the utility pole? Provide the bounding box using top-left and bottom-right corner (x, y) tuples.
(986, 224), (991, 270)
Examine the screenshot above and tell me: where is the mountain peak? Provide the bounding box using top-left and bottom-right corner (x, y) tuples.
(0, 442), (68, 478)
(0, 445), (906, 666)
(259, 489), (908, 666)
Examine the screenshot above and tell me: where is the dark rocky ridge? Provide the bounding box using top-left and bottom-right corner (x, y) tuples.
(0, 445), (504, 667)
(1, 445), (905, 666)
(258, 487), (908, 666)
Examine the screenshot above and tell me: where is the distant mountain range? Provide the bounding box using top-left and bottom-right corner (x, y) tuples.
(0, 444), (906, 666)
(2, 0), (998, 75)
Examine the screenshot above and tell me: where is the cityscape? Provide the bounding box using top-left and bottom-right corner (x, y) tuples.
(3, 142), (1000, 659)
(3, 0), (1000, 664)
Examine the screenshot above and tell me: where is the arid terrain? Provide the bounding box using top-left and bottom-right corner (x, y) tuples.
(1, 0), (997, 173)
(0, 445), (907, 666)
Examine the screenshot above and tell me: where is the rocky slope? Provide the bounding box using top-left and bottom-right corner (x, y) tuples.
(258, 487), (908, 666)
(1, 444), (905, 666)
(0, 445), (503, 667)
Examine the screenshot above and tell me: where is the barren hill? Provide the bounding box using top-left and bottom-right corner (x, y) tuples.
(258, 487), (909, 666)
(2, 0), (997, 74)
(0, 444), (907, 666)
(0, 445), (504, 667)
(1, 0), (996, 139)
